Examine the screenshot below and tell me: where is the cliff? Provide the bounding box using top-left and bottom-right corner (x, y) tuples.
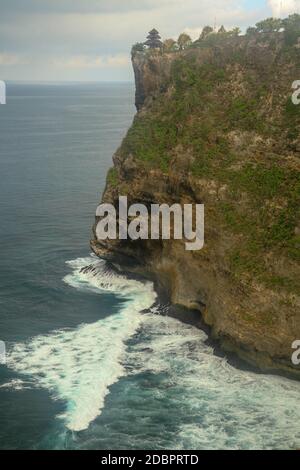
(92, 33), (300, 378)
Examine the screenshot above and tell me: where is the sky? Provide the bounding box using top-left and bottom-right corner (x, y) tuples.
(0, 0), (299, 82)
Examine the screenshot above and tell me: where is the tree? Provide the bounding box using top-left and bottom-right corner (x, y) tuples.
(246, 26), (257, 35)
(177, 33), (192, 50)
(282, 13), (300, 29)
(131, 43), (145, 54)
(282, 14), (300, 45)
(163, 38), (178, 52)
(255, 18), (282, 33)
(228, 27), (241, 36)
(218, 25), (227, 34)
(200, 26), (214, 40)
(144, 29), (163, 49)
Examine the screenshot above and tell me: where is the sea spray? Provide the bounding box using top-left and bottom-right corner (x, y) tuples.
(7, 255), (157, 432)
(5, 256), (300, 449)
(124, 314), (300, 450)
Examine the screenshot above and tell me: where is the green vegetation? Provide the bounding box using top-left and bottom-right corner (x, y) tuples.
(255, 18), (282, 33)
(131, 43), (146, 55)
(227, 97), (266, 132)
(122, 58), (230, 172)
(177, 33), (192, 50)
(163, 38), (178, 52)
(126, 30), (300, 295)
(106, 167), (119, 187)
(246, 14), (300, 46)
(246, 27), (257, 36)
(199, 26), (214, 40)
(122, 115), (177, 171)
(229, 164), (286, 199)
(282, 14), (300, 45)
(284, 95), (300, 143)
(218, 161), (300, 292)
(132, 14), (300, 58)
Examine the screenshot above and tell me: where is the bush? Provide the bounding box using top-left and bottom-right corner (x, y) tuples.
(107, 168), (118, 188)
(246, 27), (257, 36)
(163, 39), (178, 52)
(131, 43), (145, 54)
(177, 33), (192, 50)
(282, 14), (300, 45)
(255, 18), (282, 33)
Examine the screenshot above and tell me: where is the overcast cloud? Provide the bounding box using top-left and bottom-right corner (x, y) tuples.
(0, 0), (298, 81)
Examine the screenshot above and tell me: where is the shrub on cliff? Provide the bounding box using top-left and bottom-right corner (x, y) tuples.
(177, 33), (192, 50)
(245, 14), (300, 46)
(199, 26), (214, 40)
(255, 17), (282, 33)
(227, 27), (241, 36)
(246, 26), (258, 36)
(218, 25), (227, 34)
(282, 14), (300, 45)
(163, 39), (178, 52)
(131, 43), (145, 55)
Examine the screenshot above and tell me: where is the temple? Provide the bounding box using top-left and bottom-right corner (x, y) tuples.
(144, 29), (163, 49)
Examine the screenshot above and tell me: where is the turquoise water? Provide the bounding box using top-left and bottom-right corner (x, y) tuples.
(0, 83), (300, 450)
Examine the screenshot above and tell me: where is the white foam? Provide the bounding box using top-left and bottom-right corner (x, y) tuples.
(64, 255), (148, 298)
(126, 314), (300, 450)
(5, 256), (300, 448)
(7, 255), (157, 432)
(0, 379), (32, 391)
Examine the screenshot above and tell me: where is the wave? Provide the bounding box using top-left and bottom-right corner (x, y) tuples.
(6, 255), (157, 432)
(5, 254), (300, 448)
(125, 314), (300, 450)
(0, 379), (32, 391)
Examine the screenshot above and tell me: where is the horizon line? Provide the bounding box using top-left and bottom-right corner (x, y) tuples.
(4, 79), (135, 85)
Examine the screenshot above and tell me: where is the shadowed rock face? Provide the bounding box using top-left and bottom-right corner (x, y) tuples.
(132, 52), (174, 110)
(92, 33), (300, 378)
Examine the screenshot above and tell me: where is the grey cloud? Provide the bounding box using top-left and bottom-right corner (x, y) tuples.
(0, 0), (175, 16)
(0, 0), (270, 81)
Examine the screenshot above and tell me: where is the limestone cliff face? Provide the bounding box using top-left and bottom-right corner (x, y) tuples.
(132, 51), (174, 110)
(92, 34), (300, 378)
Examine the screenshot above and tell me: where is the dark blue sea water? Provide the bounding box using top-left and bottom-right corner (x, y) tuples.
(0, 83), (300, 450)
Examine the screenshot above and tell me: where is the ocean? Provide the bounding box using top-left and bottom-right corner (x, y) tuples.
(0, 82), (300, 450)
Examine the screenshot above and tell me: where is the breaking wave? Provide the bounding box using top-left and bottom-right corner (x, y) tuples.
(125, 314), (300, 450)
(5, 255), (300, 449)
(7, 255), (157, 432)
